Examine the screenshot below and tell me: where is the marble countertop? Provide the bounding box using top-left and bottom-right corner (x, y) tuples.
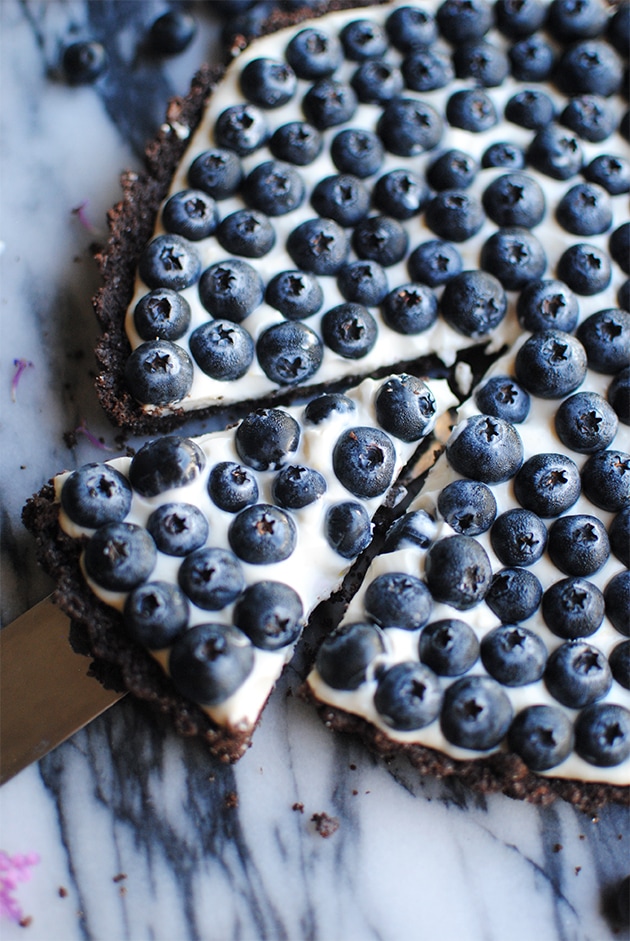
(1, 2), (628, 938)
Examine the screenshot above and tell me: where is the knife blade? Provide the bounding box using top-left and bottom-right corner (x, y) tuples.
(0, 595), (125, 785)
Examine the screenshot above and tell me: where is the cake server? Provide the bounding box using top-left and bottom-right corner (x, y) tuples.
(0, 595), (125, 785)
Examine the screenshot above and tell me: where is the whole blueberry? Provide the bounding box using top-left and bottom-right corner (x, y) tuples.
(453, 40), (509, 87)
(232, 581), (303, 650)
(162, 190), (218, 241)
(351, 59), (404, 104)
(581, 449), (630, 512)
(425, 535), (493, 610)
(378, 98), (443, 156)
(559, 40), (623, 97)
(608, 367), (630, 425)
(547, 514), (610, 576)
(610, 223), (630, 275)
(188, 148), (242, 200)
(561, 94), (617, 143)
(507, 705), (574, 771)
(325, 501), (373, 558)
(287, 218), (350, 274)
(62, 40), (107, 84)
(303, 392), (355, 426)
(340, 18), (388, 60)
(481, 624), (547, 686)
(440, 675), (513, 751)
(438, 479), (497, 536)
(482, 172), (545, 229)
(426, 191), (486, 244)
(481, 227), (547, 291)
(198, 259), (263, 323)
(84, 522), (156, 591)
(606, 570), (630, 635)
(169, 622), (254, 706)
(508, 35), (556, 82)
(256, 321), (323, 386)
(446, 414), (524, 483)
(133, 289), (191, 342)
(189, 320), (254, 381)
(514, 330), (587, 398)
(610, 641), (630, 689)
(583, 154), (630, 196)
(482, 142), (526, 169)
(337, 260), (388, 306)
(123, 581), (189, 649)
(364, 572), (432, 631)
(575, 703), (630, 766)
(386, 5), (437, 49)
(382, 510), (437, 553)
(407, 240), (462, 287)
(547, 0), (608, 40)
(285, 27), (342, 79)
(302, 79), (358, 130)
(266, 270), (323, 321)
(214, 104), (268, 156)
(608, 0), (630, 54)
(148, 10), (196, 54)
(272, 464), (326, 509)
(129, 436), (205, 497)
(513, 452), (581, 517)
(330, 128), (384, 178)
(178, 547), (245, 610)
(427, 150), (478, 191)
(485, 567), (543, 623)
(542, 576), (605, 639)
(373, 169), (428, 220)
(437, 0), (493, 42)
(516, 279), (579, 333)
(374, 662), (443, 731)
(495, 0), (547, 38)
(375, 375), (436, 443)
(505, 89), (555, 130)
(527, 126), (583, 181)
(311, 174), (370, 227)
(235, 408), (300, 471)
(557, 243), (612, 296)
(555, 391), (619, 453)
(446, 89), (498, 133)
(441, 270), (508, 338)
(239, 57), (297, 109)
(147, 502), (209, 557)
(401, 48), (455, 92)
(139, 234), (201, 291)
(545, 639), (612, 708)
(556, 183), (613, 236)
(474, 375), (530, 424)
(269, 121), (323, 166)
(333, 426), (396, 499)
(315, 621), (384, 690)
(381, 284), (439, 335)
(352, 216), (409, 267)
(217, 209), (276, 258)
(61, 463), (132, 529)
(228, 504), (297, 564)
(208, 461), (258, 513)
(419, 618), (480, 676)
(125, 340), (194, 406)
(242, 161), (305, 216)
(490, 508), (548, 567)
(321, 303), (378, 358)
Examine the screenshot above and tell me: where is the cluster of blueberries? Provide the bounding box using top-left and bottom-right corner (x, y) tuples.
(126, 0), (629, 407)
(315, 312), (629, 771)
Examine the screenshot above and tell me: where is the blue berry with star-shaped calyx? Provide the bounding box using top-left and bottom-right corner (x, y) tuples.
(453, 40), (509, 87)
(125, 340), (194, 406)
(242, 161), (305, 217)
(123, 581), (189, 650)
(427, 150), (478, 191)
(481, 227), (547, 291)
(542, 577), (605, 639)
(440, 270), (507, 338)
(508, 705), (574, 771)
(272, 464), (326, 509)
(375, 375), (436, 442)
(287, 217), (350, 274)
(407, 240), (462, 287)
(162, 190), (218, 241)
(509, 35), (556, 81)
(425, 535), (493, 610)
(482, 172), (545, 229)
(239, 57), (297, 109)
(228, 504), (297, 564)
(527, 126), (583, 181)
(513, 452), (581, 517)
(482, 142), (525, 169)
(316, 621), (385, 690)
(558, 40), (623, 97)
(198, 259), (263, 323)
(441, 675), (513, 751)
(266, 270), (323, 321)
(188, 148), (242, 200)
(129, 436), (205, 497)
(133, 289), (191, 342)
(235, 408), (299, 472)
(365, 572), (432, 631)
(330, 128), (384, 178)
(169, 622), (254, 706)
(561, 94), (617, 143)
(481, 625), (547, 687)
(352, 215), (409, 267)
(495, 0), (546, 37)
(381, 283), (438, 335)
(233, 581), (303, 651)
(575, 703), (630, 767)
(208, 461), (258, 514)
(61, 463), (132, 529)
(447, 414), (524, 483)
(217, 209), (275, 258)
(505, 89), (555, 130)
(147, 502), (208, 557)
(302, 79), (357, 130)
(256, 321), (323, 386)
(581, 449), (630, 512)
(583, 154), (630, 195)
(351, 59), (404, 104)
(425, 191), (485, 243)
(321, 303), (378, 358)
(139, 235), (201, 291)
(547, 0), (608, 40)
(490, 508), (548, 567)
(269, 121), (323, 166)
(514, 330), (587, 398)
(578, 309), (630, 374)
(178, 547), (245, 610)
(333, 426), (396, 499)
(378, 98), (443, 156)
(419, 619), (480, 676)
(311, 175), (370, 227)
(84, 522), (157, 592)
(446, 89), (498, 133)
(437, 0), (493, 42)
(337, 260), (388, 306)
(556, 183), (613, 236)
(285, 27), (342, 79)
(189, 320), (254, 381)
(548, 514), (610, 576)
(340, 18), (388, 60)
(555, 391), (618, 454)
(374, 169), (428, 221)
(516, 279), (579, 334)
(386, 5), (437, 49)
(485, 568), (542, 623)
(545, 640), (612, 708)
(474, 375), (530, 424)
(438, 479), (497, 536)
(401, 47), (454, 92)
(374, 662), (443, 731)
(214, 104), (268, 156)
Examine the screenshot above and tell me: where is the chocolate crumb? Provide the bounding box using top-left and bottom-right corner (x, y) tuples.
(224, 790), (239, 810)
(553, 844), (563, 853)
(292, 802), (305, 813)
(349, 763), (357, 770)
(575, 867), (582, 875)
(352, 789), (358, 796)
(19, 916), (33, 928)
(112, 873), (127, 883)
(311, 812), (339, 838)
(119, 885), (127, 897)
(58, 886), (68, 898)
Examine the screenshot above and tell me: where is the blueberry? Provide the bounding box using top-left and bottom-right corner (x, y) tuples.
(285, 27), (342, 80)
(364, 572), (432, 631)
(147, 503), (209, 557)
(419, 619), (480, 676)
(61, 463), (132, 529)
(351, 60), (404, 104)
(303, 392), (356, 425)
(490, 508), (548, 567)
(513, 452), (581, 517)
(378, 98), (443, 156)
(208, 461), (258, 514)
(228, 504), (297, 564)
(556, 183), (613, 237)
(321, 302), (378, 358)
(266, 271), (323, 322)
(606, 570), (630, 634)
(214, 104), (268, 156)
(446, 414), (524, 483)
(542, 576), (605, 639)
(315, 621), (385, 690)
(445, 89), (498, 133)
(584, 154), (630, 196)
(239, 57), (297, 109)
(427, 150), (478, 192)
(547, 0), (608, 40)
(375, 375), (437, 442)
(177, 547), (244, 611)
(561, 94), (617, 143)
(481, 142), (526, 169)
(453, 40), (510, 87)
(217, 209), (275, 258)
(133, 289), (191, 342)
(382, 510), (437, 553)
(340, 18), (388, 60)
(555, 391), (619, 454)
(581, 449), (630, 512)
(576, 703), (630, 766)
(401, 48), (455, 92)
(407, 240), (462, 288)
(517, 279), (579, 334)
(557, 243), (612, 296)
(381, 283), (439, 335)
(148, 10), (196, 54)
(123, 581), (189, 649)
(242, 161), (305, 216)
(481, 227), (547, 291)
(610, 510), (630, 568)
(494, 0), (547, 38)
(545, 639), (612, 708)
(440, 270), (508, 338)
(233, 581), (303, 650)
(269, 121), (323, 166)
(256, 321), (323, 386)
(330, 129), (384, 178)
(608, 367), (630, 425)
(437, 0), (493, 42)
(302, 79), (358, 130)
(438, 479), (497, 535)
(189, 320), (254, 381)
(425, 534), (493, 610)
(138, 235), (201, 291)
(374, 662), (443, 731)
(332, 426), (396, 499)
(547, 514), (610, 576)
(235, 408), (299, 471)
(608, 0), (630, 54)
(129, 436), (205, 498)
(507, 705), (574, 771)
(610, 223), (630, 275)
(373, 169), (428, 220)
(482, 172), (545, 229)
(62, 40), (107, 85)
(162, 190), (218, 241)
(125, 340), (194, 406)
(514, 330), (588, 398)
(311, 174), (370, 227)
(287, 218), (350, 274)
(440, 675), (513, 751)
(611, 641), (630, 689)
(272, 464), (326, 509)
(508, 35), (556, 82)
(559, 40), (623, 97)
(337, 260), (389, 306)
(474, 375), (530, 424)
(386, 5), (438, 50)
(198, 259), (263, 323)
(485, 567), (543, 623)
(325, 501), (373, 558)
(528, 126), (584, 182)
(188, 149), (242, 200)
(352, 216), (409, 267)
(169, 623), (254, 706)
(505, 89), (555, 129)
(425, 191), (486, 244)
(481, 624), (547, 686)
(84, 522), (157, 592)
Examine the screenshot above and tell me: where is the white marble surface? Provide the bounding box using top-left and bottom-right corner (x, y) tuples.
(1, 2), (628, 939)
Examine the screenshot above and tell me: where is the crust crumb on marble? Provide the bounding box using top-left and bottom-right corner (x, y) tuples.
(311, 812), (340, 838)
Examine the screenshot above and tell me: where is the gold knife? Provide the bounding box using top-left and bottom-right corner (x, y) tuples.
(0, 596), (125, 785)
